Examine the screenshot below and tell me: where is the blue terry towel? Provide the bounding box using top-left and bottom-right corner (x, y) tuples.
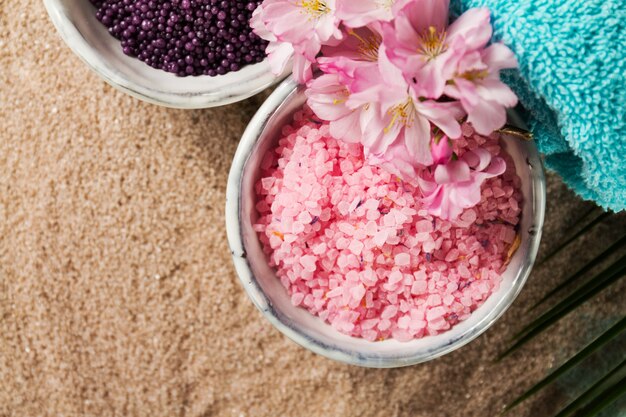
(451, 0), (626, 211)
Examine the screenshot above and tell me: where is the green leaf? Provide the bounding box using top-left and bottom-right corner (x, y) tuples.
(553, 358), (626, 417)
(531, 234), (626, 310)
(540, 211), (611, 266)
(500, 255), (626, 359)
(502, 317), (626, 412)
(571, 374), (626, 417)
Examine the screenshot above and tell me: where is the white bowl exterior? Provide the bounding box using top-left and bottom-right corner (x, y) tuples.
(226, 77), (546, 368)
(44, 0), (289, 108)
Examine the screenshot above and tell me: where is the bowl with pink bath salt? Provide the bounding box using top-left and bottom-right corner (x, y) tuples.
(43, 0), (289, 108)
(226, 77), (546, 368)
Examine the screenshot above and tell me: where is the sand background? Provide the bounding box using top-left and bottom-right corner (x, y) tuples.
(1, 2), (625, 416)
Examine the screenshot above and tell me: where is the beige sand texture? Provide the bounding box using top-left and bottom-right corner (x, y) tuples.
(1, 2), (625, 416)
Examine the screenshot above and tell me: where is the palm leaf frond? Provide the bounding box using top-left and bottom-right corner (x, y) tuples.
(531, 235), (626, 310)
(500, 255), (626, 358)
(503, 317), (626, 412)
(540, 211), (611, 265)
(553, 358), (626, 417)
(570, 374), (626, 417)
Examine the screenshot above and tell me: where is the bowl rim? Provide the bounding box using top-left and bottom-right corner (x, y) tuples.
(226, 76), (546, 368)
(43, 0), (287, 109)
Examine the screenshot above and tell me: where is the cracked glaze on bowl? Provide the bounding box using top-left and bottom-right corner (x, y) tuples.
(43, 0), (289, 108)
(226, 77), (546, 368)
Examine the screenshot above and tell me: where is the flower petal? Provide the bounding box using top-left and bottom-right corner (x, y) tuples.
(447, 7), (492, 51)
(434, 160), (471, 183)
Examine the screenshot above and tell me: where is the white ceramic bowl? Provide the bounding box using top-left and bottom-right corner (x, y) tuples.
(226, 77), (546, 368)
(43, 0), (289, 108)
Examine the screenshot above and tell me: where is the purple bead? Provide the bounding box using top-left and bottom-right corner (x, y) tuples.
(90, 0), (267, 77)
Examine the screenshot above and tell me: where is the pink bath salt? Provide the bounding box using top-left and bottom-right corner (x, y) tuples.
(350, 284), (366, 304)
(388, 270), (404, 286)
(300, 255), (317, 272)
(254, 111), (522, 342)
(416, 220), (434, 234)
(291, 292), (305, 306)
(394, 253), (411, 266)
(349, 239), (365, 256)
(373, 229), (390, 247)
(382, 305), (398, 319)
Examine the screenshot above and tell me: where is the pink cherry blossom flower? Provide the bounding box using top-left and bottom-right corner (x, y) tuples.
(335, 0), (413, 28)
(263, 0), (342, 45)
(305, 73), (365, 142)
(250, 4), (294, 75)
(430, 135), (453, 165)
(352, 45), (464, 167)
(251, 0), (342, 82)
(419, 148), (506, 220)
(444, 43), (518, 135)
(383, 2), (493, 99)
(317, 24), (383, 90)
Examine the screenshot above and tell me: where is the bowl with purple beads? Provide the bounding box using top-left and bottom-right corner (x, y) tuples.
(44, 0), (289, 108)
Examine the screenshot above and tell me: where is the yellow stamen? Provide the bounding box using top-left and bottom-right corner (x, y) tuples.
(271, 230), (285, 240)
(460, 69), (489, 81)
(332, 87), (350, 105)
(384, 98), (415, 133)
(348, 28), (382, 62)
(380, 0), (395, 11)
(418, 26), (448, 60)
(299, 0), (329, 18)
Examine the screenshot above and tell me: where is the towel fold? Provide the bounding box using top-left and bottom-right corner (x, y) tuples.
(452, 0), (626, 211)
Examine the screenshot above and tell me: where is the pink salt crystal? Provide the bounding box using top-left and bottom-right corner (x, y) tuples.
(327, 287), (343, 298)
(383, 213), (396, 227)
(388, 270), (404, 285)
(394, 253), (410, 266)
(381, 305), (398, 319)
(445, 249), (460, 262)
(378, 319), (391, 331)
(493, 187), (505, 198)
(353, 228), (368, 240)
(337, 255), (349, 269)
(312, 242), (327, 255)
(416, 220), (433, 233)
(365, 221), (378, 236)
(349, 239), (364, 255)
(350, 284), (366, 303)
(362, 330), (378, 342)
(348, 197), (361, 212)
(426, 306), (446, 321)
(300, 255), (317, 272)
(427, 294), (442, 306)
(336, 237), (350, 250)
(366, 209), (380, 221)
(338, 222), (355, 236)
(392, 329), (413, 342)
(409, 319), (427, 332)
(458, 264), (471, 278)
(361, 268), (378, 286)
(361, 318), (378, 330)
(386, 234), (401, 245)
(397, 315), (411, 329)
(363, 198), (378, 210)
(460, 209), (477, 224)
(254, 115), (522, 342)
(428, 317), (449, 331)
(291, 292), (305, 306)
(411, 280), (427, 295)
(423, 239), (437, 253)
(373, 229), (389, 247)
(297, 211), (313, 224)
